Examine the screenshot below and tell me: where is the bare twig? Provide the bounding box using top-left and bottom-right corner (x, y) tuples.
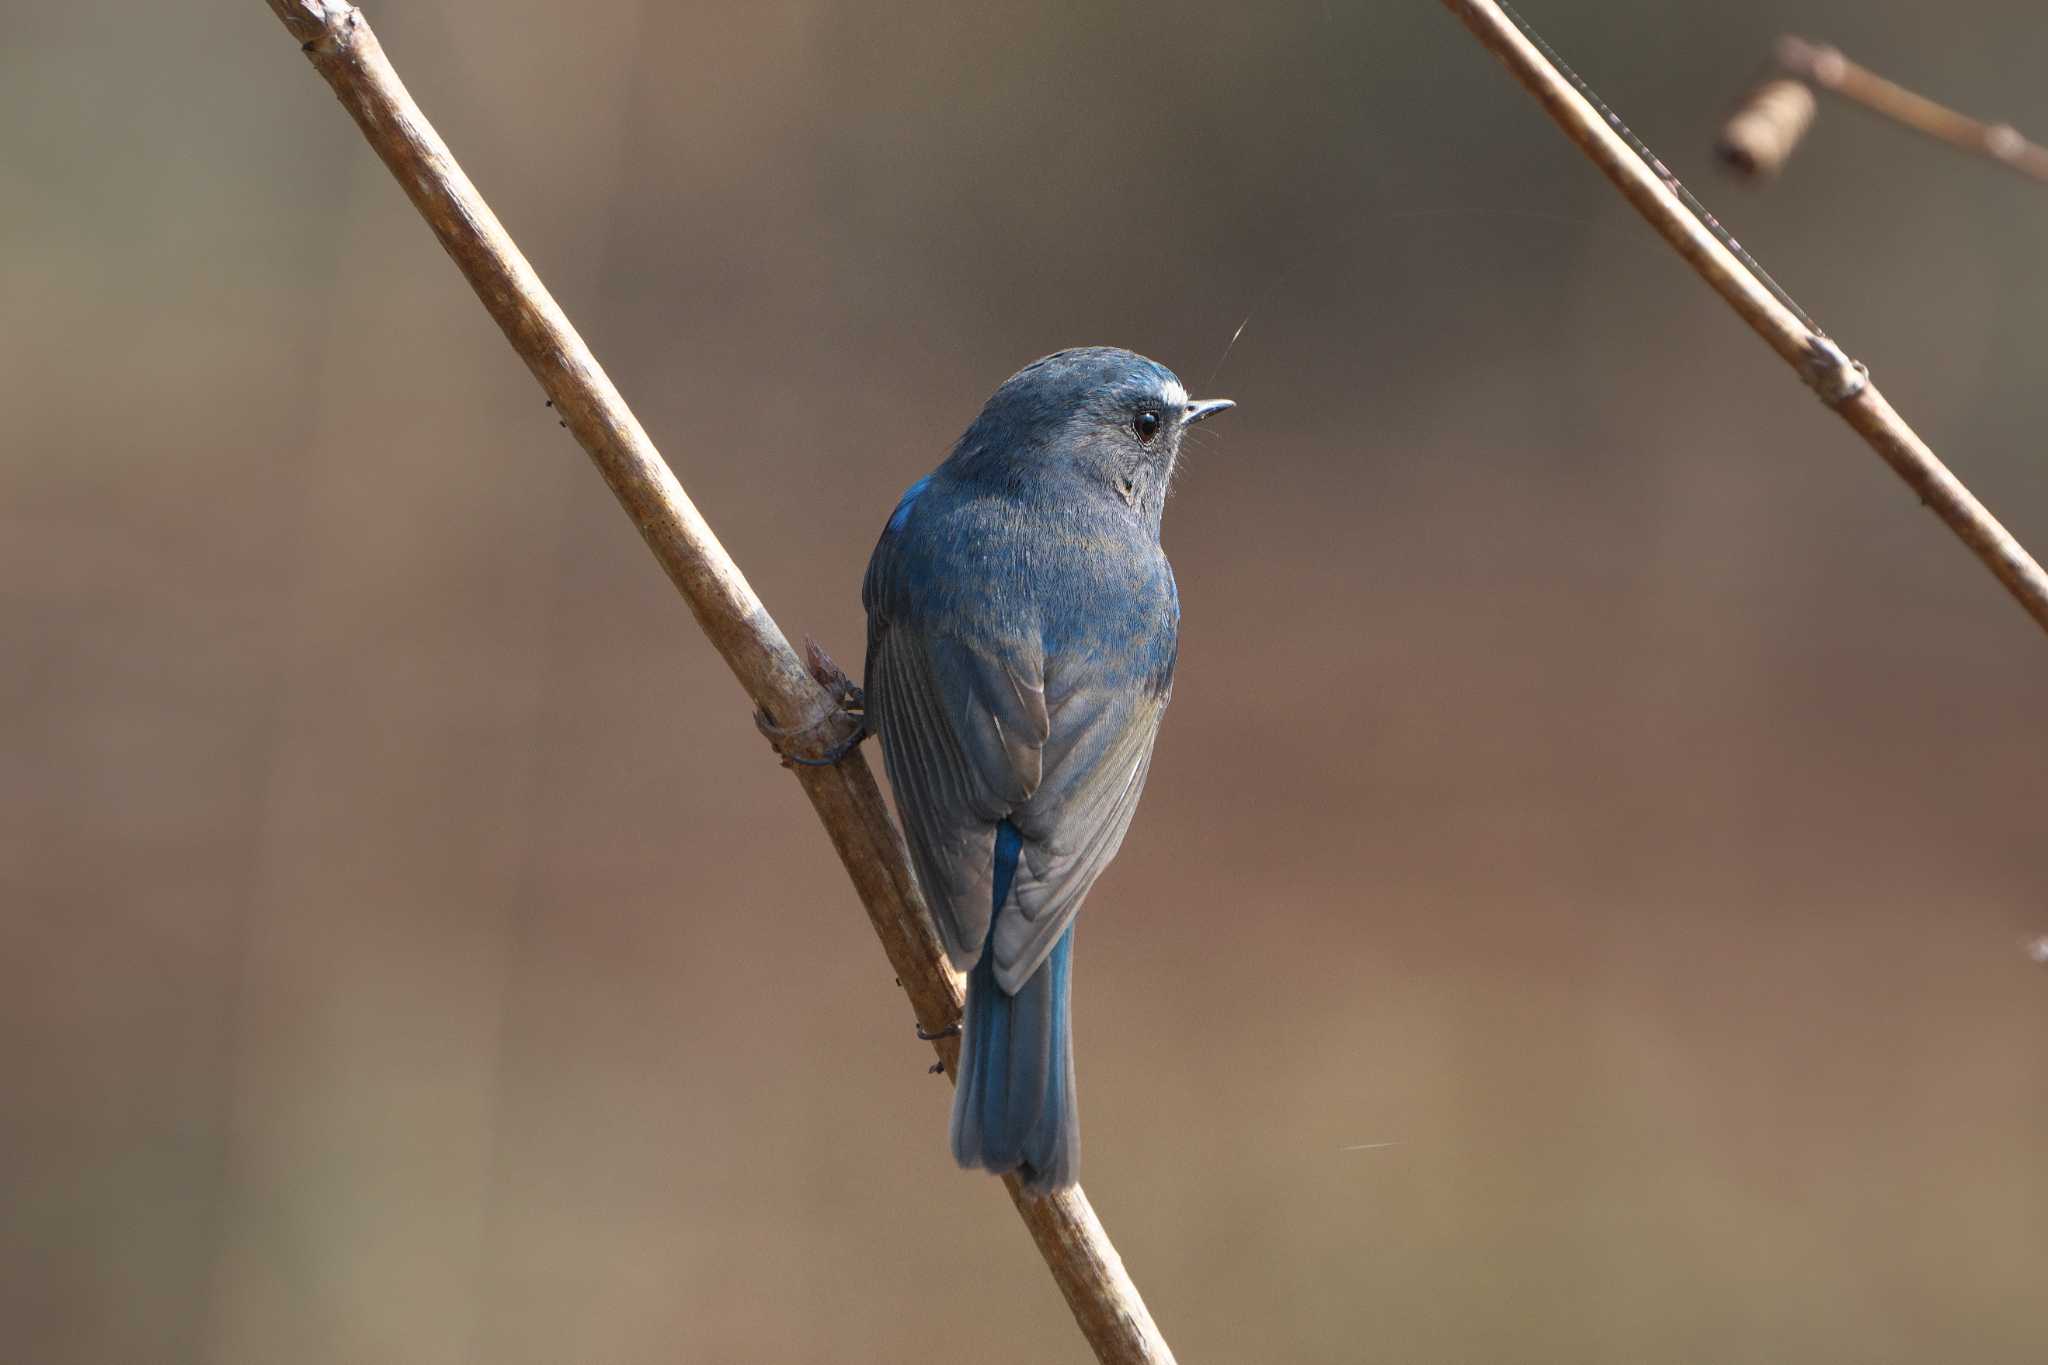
(254, 3), (1174, 1360)
(1441, 0), (2048, 637)
(1720, 36), (2048, 184)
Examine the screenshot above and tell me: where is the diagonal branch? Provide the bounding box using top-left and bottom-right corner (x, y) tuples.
(254, 3), (1174, 1361)
(1441, 0), (2048, 638)
(1728, 36), (2048, 185)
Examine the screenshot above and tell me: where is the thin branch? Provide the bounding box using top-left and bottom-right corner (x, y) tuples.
(253, 3), (1173, 1360)
(1441, 0), (2048, 638)
(1719, 36), (2048, 184)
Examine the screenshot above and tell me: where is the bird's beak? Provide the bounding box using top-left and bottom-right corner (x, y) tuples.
(1181, 398), (1235, 427)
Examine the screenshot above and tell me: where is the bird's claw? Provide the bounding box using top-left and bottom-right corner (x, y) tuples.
(754, 636), (869, 768)
(918, 1018), (960, 1072)
(759, 717), (868, 768)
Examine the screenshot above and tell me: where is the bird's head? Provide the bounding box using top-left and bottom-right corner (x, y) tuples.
(946, 347), (1233, 525)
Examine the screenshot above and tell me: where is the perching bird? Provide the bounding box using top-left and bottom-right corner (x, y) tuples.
(861, 347), (1233, 1193)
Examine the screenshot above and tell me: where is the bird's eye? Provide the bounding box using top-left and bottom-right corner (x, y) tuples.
(1133, 410), (1163, 443)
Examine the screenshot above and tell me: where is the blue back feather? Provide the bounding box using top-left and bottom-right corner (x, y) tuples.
(869, 348), (1219, 1192)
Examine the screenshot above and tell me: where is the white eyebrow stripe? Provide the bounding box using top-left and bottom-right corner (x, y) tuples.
(1160, 379), (1187, 409)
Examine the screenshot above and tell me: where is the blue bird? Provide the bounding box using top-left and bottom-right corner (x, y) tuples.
(862, 347), (1233, 1193)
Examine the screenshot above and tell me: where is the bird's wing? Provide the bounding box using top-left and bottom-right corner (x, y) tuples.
(866, 619), (1049, 969)
(864, 475), (1175, 989)
(988, 679), (1169, 994)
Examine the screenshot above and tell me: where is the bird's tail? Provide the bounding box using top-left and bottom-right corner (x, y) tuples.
(950, 824), (1078, 1193)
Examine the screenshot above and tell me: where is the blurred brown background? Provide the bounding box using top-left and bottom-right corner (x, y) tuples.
(4, 1), (2044, 1361)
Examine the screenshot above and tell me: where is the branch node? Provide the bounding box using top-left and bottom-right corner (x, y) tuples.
(800, 636), (863, 712)
(1800, 335), (1869, 406)
(294, 2), (361, 56)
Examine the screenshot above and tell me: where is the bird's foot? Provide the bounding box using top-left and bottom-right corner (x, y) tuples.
(754, 637), (868, 768)
(918, 1018), (961, 1073)
(756, 713), (868, 767)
